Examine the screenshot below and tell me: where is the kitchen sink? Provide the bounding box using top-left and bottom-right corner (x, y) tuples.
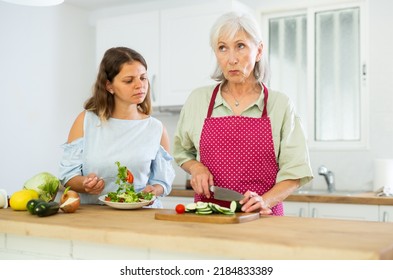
(293, 189), (363, 196)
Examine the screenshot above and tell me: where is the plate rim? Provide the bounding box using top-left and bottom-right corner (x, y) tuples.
(98, 194), (155, 209)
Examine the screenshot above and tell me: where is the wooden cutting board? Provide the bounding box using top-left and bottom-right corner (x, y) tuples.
(155, 209), (260, 224)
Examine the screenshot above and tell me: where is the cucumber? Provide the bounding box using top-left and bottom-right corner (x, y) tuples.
(196, 210), (213, 215)
(34, 201), (60, 217)
(185, 203), (197, 212)
(216, 205), (235, 215)
(230, 201), (243, 212)
(196, 202), (208, 209)
(26, 199), (45, 215)
(187, 201), (235, 215)
(209, 203), (220, 213)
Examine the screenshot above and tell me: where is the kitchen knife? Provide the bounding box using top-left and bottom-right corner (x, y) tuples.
(210, 186), (244, 201)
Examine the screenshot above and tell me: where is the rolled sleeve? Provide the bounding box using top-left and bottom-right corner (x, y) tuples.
(276, 108), (313, 186)
(58, 138), (84, 186)
(148, 146), (175, 196)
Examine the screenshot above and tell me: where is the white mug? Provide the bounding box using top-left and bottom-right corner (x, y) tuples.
(0, 189), (8, 209)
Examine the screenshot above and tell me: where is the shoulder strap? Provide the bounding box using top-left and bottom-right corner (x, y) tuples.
(207, 84), (221, 118)
(261, 83), (268, 118)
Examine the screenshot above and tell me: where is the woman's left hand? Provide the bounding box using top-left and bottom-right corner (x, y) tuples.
(240, 191), (273, 215)
(142, 184), (164, 197)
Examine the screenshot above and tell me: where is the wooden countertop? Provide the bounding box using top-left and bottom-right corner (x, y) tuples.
(1, 205), (393, 259)
(169, 189), (393, 205)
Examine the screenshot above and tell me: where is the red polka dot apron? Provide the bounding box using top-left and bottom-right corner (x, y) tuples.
(197, 83), (283, 216)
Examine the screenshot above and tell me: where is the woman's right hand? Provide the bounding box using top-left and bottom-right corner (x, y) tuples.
(83, 173), (105, 195)
(188, 162), (214, 198)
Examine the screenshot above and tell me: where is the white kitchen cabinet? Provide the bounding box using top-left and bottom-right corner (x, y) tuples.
(159, 1), (251, 108)
(160, 196), (194, 209)
(95, 0), (251, 109)
(95, 11), (161, 107)
(309, 203), (379, 221)
(159, 5), (224, 107)
(379, 206), (393, 222)
(283, 201), (309, 217)
(284, 201), (379, 222)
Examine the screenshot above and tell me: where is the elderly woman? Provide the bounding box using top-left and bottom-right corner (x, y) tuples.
(173, 12), (313, 215)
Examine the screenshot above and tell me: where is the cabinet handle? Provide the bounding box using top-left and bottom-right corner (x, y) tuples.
(299, 208), (304, 217)
(151, 74), (157, 102)
(383, 211), (389, 223)
(311, 208), (317, 218)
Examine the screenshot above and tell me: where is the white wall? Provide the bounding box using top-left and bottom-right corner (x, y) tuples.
(0, 2), (95, 194)
(1, 0), (392, 196)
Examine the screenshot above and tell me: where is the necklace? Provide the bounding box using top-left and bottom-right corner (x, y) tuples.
(232, 96), (241, 107)
(225, 83), (262, 107)
(225, 86), (246, 107)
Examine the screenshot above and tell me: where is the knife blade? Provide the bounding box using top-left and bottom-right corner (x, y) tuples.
(210, 186), (244, 201)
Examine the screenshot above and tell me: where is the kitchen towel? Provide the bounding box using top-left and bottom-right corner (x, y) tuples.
(0, 189), (8, 208)
(373, 159), (393, 195)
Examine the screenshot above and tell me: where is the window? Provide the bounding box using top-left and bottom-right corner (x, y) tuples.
(263, 2), (367, 149)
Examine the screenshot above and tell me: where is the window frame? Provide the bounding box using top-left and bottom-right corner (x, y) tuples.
(261, 1), (369, 151)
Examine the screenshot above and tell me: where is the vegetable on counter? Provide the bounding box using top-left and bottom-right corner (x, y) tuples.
(230, 201), (243, 212)
(59, 186), (80, 213)
(26, 198), (45, 214)
(185, 202), (235, 215)
(175, 204), (185, 214)
(23, 172), (60, 202)
(34, 201), (60, 217)
(9, 189), (39, 211)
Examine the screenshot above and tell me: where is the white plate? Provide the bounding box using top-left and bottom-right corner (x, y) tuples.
(98, 195), (155, 210)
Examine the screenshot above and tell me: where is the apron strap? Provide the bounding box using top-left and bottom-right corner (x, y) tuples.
(207, 83), (269, 118)
(261, 83), (268, 118)
(207, 84), (220, 118)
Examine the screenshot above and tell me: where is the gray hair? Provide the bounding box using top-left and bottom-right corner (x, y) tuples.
(209, 12), (270, 84)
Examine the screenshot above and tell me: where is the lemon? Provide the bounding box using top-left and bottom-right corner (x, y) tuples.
(10, 189), (39, 211)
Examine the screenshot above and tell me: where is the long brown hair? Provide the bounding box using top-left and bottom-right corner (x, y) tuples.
(84, 47), (152, 120)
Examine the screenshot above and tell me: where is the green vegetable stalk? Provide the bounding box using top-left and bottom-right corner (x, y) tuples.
(23, 172), (60, 202)
(106, 162), (153, 202)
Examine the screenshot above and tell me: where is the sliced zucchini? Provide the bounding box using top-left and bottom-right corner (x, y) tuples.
(217, 205), (235, 215)
(230, 201), (243, 212)
(196, 210), (213, 215)
(209, 203), (220, 213)
(185, 202), (197, 212)
(196, 202), (208, 209)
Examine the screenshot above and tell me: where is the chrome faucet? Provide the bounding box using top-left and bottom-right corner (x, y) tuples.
(318, 165), (335, 192)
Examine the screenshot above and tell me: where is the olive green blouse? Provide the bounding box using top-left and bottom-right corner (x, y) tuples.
(173, 83), (313, 186)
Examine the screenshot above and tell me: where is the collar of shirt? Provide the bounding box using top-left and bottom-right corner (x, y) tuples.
(212, 84), (265, 113)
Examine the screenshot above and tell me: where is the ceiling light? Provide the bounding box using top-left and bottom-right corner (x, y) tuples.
(1, 0), (64, 6)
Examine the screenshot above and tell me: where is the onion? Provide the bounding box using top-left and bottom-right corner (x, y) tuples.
(60, 197), (80, 213)
(60, 186), (80, 213)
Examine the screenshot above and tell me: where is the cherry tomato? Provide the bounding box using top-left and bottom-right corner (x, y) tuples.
(175, 204), (186, 214)
(126, 169), (134, 184)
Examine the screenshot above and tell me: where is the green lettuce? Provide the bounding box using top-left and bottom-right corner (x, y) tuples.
(23, 172), (60, 202)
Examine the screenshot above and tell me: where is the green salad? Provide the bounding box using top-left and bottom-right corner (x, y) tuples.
(105, 161), (154, 203)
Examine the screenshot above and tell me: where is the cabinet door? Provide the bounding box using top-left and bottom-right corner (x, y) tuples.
(310, 203), (379, 221)
(283, 201), (309, 217)
(160, 196), (194, 209)
(160, 5), (229, 107)
(379, 206), (393, 222)
(95, 11), (160, 106)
